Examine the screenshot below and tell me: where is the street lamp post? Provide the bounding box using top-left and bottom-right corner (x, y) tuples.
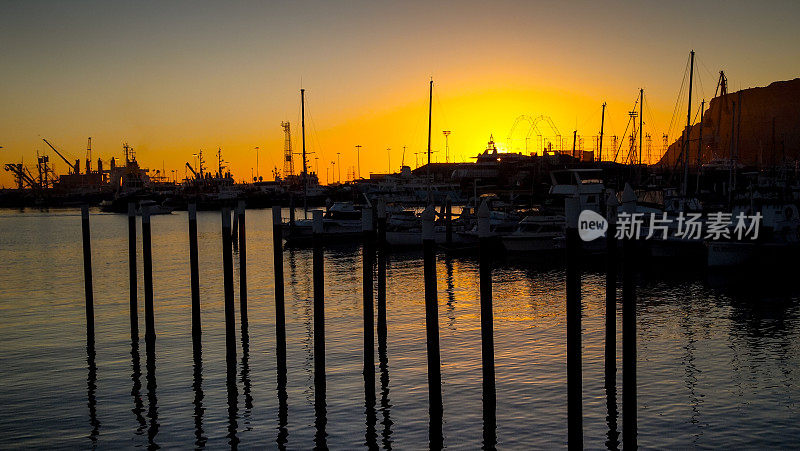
(442, 130), (451, 163)
(355, 145), (362, 180)
(254, 146), (259, 180)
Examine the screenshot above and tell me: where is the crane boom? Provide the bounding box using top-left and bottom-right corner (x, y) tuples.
(42, 138), (75, 173)
(185, 162), (199, 178)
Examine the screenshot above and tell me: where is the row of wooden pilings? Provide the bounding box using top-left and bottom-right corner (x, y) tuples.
(79, 185), (640, 449)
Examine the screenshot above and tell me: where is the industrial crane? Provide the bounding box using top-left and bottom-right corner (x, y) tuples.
(3, 163), (39, 190)
(185, 162), (199, 179)
(42, 138), (79, 174)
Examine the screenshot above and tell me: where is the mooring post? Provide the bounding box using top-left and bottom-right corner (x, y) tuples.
(477, 200), (496, 447)
(605, 191), (619, 374)
(128, 202), (138, 341)
(621, 183), (638, 448)
(237, 200), (248, 329)
(231, 207), (239, 250)
(221, 207), (236, 365)
(445, 198), (453, 247)
(422, 204), (443, 444)
(376, 200), (388, 346)
(362, 207), (376, 403)
(81, 205), (95, 342)
(188, 203), (201, 338)
(312, 209), (326, 392)
(565, 196), (583, 449)
(272, 206), (287, 375)
(605, 189), (621, 449)
(289, 194), (296, 237)
(142, 204), (155, 348)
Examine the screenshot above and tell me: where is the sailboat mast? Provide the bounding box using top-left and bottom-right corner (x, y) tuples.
(695, 99), (705, 192)
(427, 78), (433, 201)
(682, 50), (694, 195)
(639, 88), (643, 166)
(301, 88), (308, 218)
(598, 102), (606, 161)
(301, 88), (307, 177)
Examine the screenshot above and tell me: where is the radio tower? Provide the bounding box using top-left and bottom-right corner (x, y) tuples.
(281, 121), (294, 177)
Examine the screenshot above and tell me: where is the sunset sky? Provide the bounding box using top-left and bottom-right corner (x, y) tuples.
(2, 0), (799, 186)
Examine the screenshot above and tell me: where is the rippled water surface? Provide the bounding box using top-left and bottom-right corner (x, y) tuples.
(1, 208), (799, 448)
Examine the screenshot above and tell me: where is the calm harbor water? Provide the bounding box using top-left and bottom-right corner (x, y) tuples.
(1, 208), (799, 449)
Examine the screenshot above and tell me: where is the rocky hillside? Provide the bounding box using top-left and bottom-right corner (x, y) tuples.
(658, 78), (800, 168)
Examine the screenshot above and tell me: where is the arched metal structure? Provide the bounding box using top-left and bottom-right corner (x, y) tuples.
(506, 115), (562, 153)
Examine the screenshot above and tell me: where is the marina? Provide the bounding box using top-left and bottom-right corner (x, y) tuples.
(2, 1), (800, 448)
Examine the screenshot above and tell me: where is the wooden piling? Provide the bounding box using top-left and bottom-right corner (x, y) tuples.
(128, 202), (138, 341)
(565, 197), (583, 448)
(621, 184), (637, 448)
(272, 206), (287, 375)
(376, 200), (388, 347)
(605, 191), (618, 376)
(188, 203), (201, 338)
(81, 205), (95, 341)
(605, 190), (620, 448)
(312, 210), (326, 391)
(221, 208), (236, 364)
(422, 205), (443, 431)
(231, 208), (239, 250)
(237, 201), (248, 328)
(477, 200), (496, 448)
(362, 207), (376, 403)
(288, 194), (296, 237)
(142, 205), (155, 347)
(445, 198), (453, 246)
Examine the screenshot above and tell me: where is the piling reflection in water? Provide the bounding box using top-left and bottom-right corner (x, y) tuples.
(22, 208), (800, 448)
(240, 321), (253, 432)
(604, 363), (620, 450)
(145, 344), (159, 449)
(444, 257), (457, 330)
(192, 338), (206, 448)
(276, 353), (289, 450)
(86, 342), (99, 446)
(226, 359), (239, 448)
(130, 339), (146, 437)
(314, 380), (328, 451)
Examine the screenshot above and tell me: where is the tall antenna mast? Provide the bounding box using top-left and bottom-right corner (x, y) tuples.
(86, 137), (92, 173)
(281, 121), (294, 177)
